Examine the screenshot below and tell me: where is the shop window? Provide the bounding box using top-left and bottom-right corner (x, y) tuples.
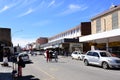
(112, 11), (118, 29)
(96, 19), (101, 33)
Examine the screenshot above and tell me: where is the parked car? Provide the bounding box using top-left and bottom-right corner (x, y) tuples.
(83, 50), (120, 69)
(34, 51), (43, 55)
(44, 52), (47, 58)
(31, 51), (37, 56)
(71, 51), (84, 60)
(18, 52), (30, 62)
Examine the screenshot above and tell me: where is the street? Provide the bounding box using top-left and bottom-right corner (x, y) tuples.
(22, 55), (120, 80)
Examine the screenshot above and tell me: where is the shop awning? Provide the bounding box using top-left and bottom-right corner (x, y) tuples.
(41, 38), (79, 49)
(79, 29), (120, 43)
(44, 46), (53, 49)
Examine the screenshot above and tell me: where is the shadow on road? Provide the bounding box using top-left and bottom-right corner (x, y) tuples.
(87, 65), (120, 71)
(18, 75), (40, 80)
(48, 60), (67, 63)
(25, 61), (33, 64)
(0, 72), (12, 80)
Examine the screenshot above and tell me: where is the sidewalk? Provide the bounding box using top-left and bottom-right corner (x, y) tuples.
(0, 62), (13, 80)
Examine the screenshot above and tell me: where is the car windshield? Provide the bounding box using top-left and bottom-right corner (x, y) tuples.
(100, 52), (111, 57)
(74, 52), (77, 54)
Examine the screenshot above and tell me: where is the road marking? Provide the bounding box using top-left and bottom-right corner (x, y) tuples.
(50, 67), (58, 71)
(31, 64), (56, 80)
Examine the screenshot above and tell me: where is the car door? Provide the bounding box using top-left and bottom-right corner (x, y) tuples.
(72, 52), (77, 59)
(86, 52), (93, 63)
(78, 52), (81, 59)
(74, 52), (79, 59)
(92, 52), (100, 65)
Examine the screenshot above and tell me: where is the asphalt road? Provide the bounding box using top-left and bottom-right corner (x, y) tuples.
(22, 55), (120, 80)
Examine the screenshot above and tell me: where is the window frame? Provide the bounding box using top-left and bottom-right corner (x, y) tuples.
(112, 11), (118, 29)
(96, 19), (101, 33)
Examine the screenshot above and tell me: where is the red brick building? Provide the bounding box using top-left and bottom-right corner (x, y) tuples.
(36, 37), (48, 45)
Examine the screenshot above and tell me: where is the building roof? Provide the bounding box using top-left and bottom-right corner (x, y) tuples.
(91, 4), (120, 20)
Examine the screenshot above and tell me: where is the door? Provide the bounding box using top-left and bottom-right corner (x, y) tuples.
(92, 52), (100, 65)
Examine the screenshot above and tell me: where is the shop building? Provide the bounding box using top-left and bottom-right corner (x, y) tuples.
(0, 28), (12, 60)
(79, 5), (120, 57)
(36, 37), (48, 50)
(41, 22), (91, 55)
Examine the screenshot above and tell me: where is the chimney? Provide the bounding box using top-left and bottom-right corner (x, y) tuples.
(110, 4), (117, 9)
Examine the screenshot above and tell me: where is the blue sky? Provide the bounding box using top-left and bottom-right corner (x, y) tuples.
(0, 0), (120, 47)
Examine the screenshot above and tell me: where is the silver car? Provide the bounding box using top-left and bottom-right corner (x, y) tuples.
(84, 50), (120, 69)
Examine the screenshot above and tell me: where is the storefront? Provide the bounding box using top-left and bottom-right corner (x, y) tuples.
(79, 29), (120, 57)
(41, 38), (81, 55)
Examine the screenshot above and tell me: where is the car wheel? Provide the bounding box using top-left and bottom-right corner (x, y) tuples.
(102, 62), (109, 69)
(84, 59), (89, 66)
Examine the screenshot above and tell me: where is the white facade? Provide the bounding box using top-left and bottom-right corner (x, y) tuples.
(79, 28), (120, 43)
(49, 25), (81, 43)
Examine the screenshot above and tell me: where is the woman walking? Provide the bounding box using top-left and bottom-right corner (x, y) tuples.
(18, 56), (25, 77)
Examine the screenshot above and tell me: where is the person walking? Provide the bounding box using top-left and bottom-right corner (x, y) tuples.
(18, 56), (25, 77)
(49, 50), (53, 62)
(2, 50), (9, 66)
(54, 51), (58, 62)
(46, 50), (50, 62)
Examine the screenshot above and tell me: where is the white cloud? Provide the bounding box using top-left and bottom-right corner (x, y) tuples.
(58, 4), (88, 16)
(47, 0), (55, 8)
(0, 5), (10, 13)
(0, 1), (20, 13)
(12, 37), (35, 47)
(15, 0), (34, 8)
(18, 8), (34, 17)
(69, 4), (81, 10)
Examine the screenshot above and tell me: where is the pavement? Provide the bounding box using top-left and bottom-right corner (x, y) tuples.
(0, 56), (70, 80)
(0, 62), (13, 80)
(0, 61), (40, 80)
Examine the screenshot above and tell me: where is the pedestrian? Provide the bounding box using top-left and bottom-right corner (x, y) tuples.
(49, 50), (53, 61)
(54, 51), (58, 62)
(2, 50), (9, 66)
(18, 56), (25, 77)
(46, 50), (50, 62)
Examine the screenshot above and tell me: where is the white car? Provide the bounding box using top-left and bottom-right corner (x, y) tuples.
(18, 52), (30, 62)
(71, 51), (84, 60)
(44, 52), (47, 58)
(84, 50), (120, 69)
